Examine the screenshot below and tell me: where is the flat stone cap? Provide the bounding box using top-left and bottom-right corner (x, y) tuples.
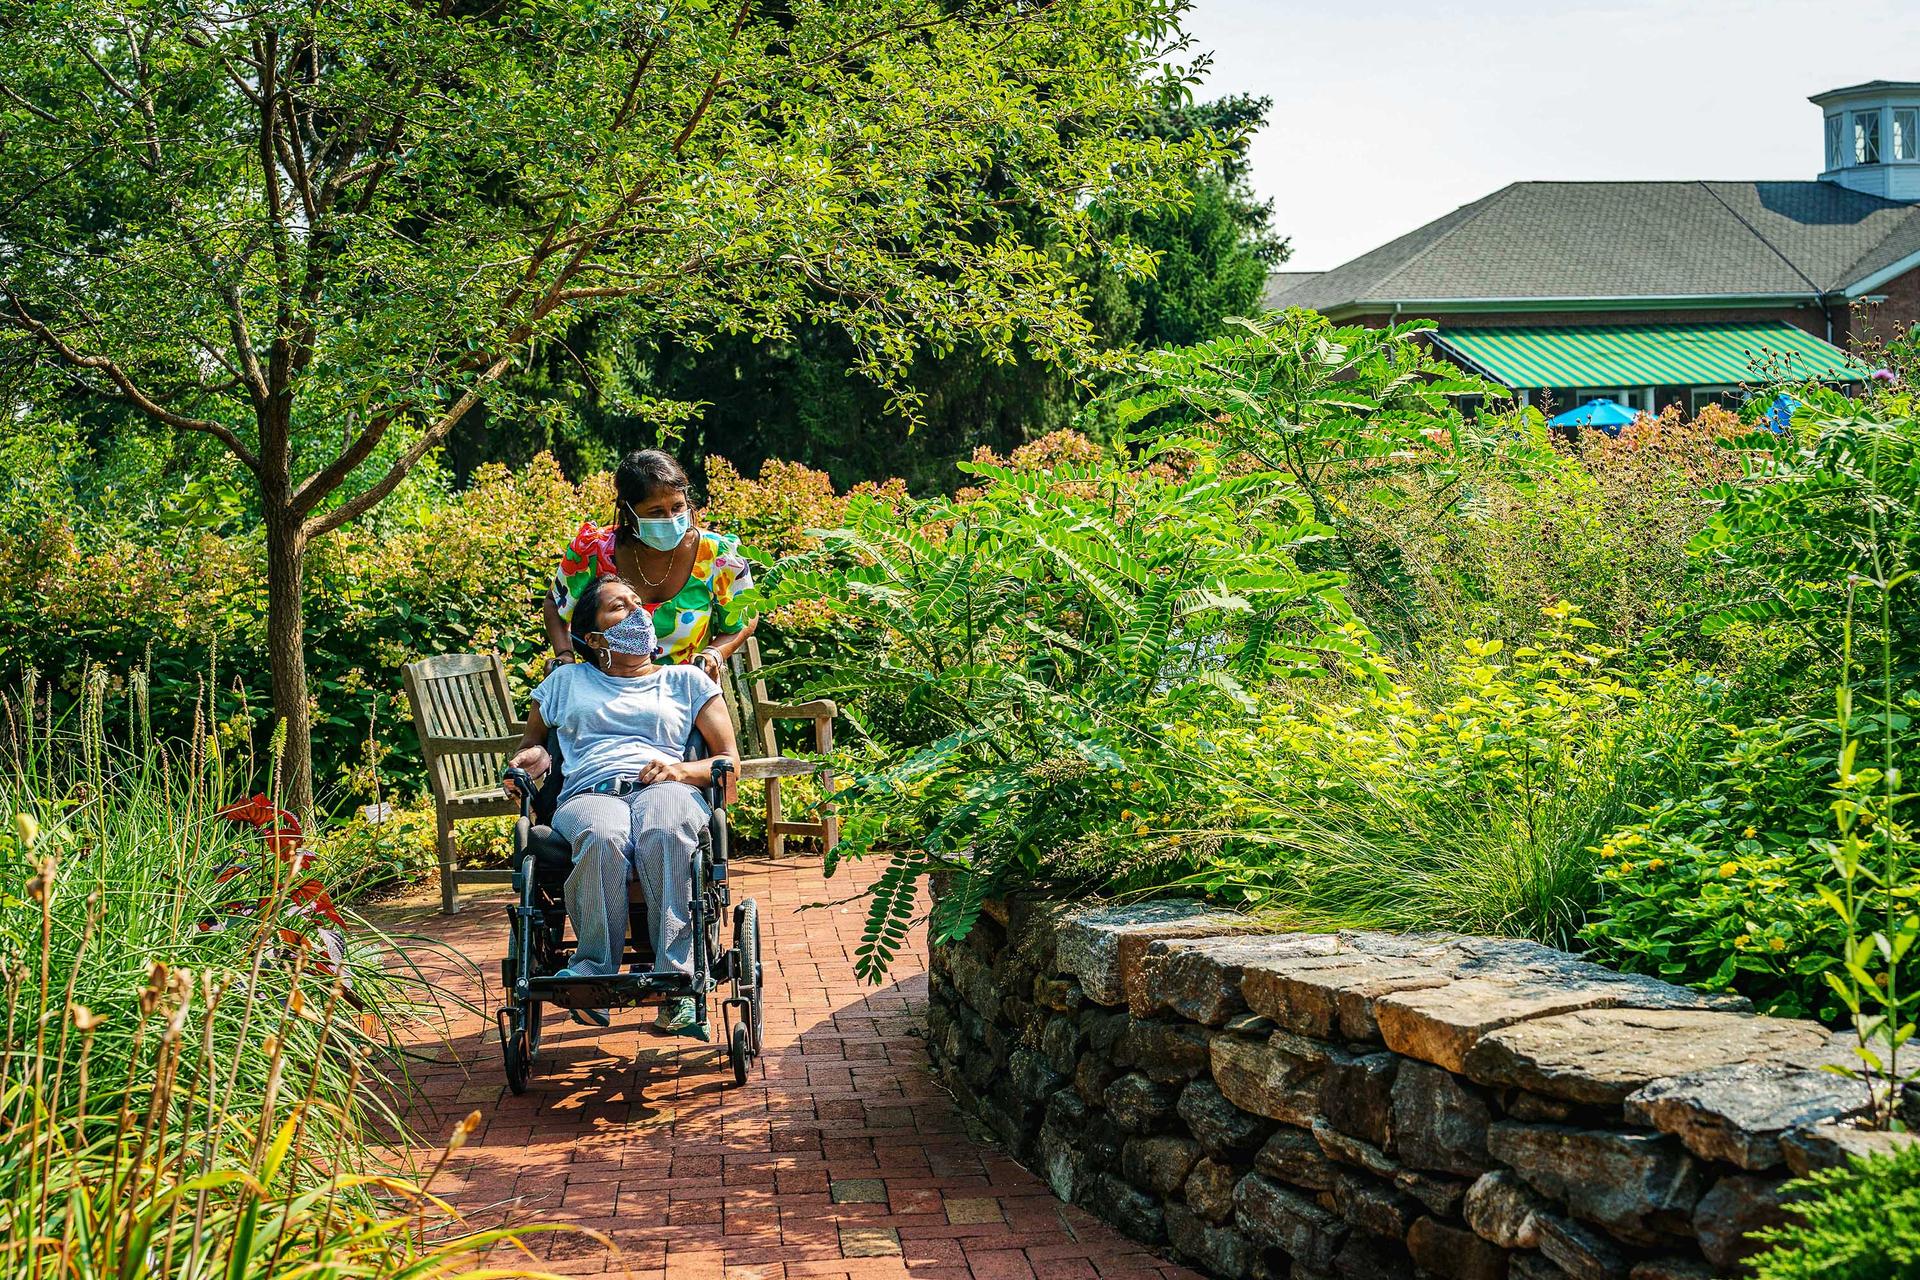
(1463, 1007), (1828, 1105)
(1626, 1061), (1872, 1169)
(1056, 901), (1248, 1005)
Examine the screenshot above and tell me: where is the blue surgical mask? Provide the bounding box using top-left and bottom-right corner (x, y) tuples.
(599, 606), (658, 658)
(628, 507), (692, 552)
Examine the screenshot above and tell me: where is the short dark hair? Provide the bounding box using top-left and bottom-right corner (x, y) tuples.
(569, 574), (624, 670)
(615, 449), (690, 508)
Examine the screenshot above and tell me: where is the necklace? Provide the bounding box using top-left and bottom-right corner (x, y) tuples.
(625, 532), (687, 590)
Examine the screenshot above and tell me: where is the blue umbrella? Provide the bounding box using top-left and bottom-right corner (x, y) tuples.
(1547, 398), (1640, 435)
(1761, 393), (1798, 434)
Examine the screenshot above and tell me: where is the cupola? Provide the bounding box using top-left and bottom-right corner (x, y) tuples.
(1813, 80), (1920, 201)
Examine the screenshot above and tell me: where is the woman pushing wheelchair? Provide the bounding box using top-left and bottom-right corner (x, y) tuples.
(504, 572), (739, 1038)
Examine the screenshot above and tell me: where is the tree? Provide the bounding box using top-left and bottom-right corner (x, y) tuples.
(0, 0), (1213, 813)
(447, 94), (1290, 492)
(1103, 92), (1289, 350)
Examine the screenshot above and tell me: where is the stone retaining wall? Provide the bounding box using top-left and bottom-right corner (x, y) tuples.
(925, 899), (1907, 1280)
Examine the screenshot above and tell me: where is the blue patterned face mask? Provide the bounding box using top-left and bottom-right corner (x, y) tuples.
(599, 605), (657, 657)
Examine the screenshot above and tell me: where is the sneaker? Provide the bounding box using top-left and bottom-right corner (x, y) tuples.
(651, 996), (704, 1040)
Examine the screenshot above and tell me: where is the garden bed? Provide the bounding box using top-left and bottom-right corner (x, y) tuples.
(927, 898), (1913, 1280)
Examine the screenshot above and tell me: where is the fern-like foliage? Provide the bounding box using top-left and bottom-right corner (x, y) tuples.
(854, 851), (926, 983)
(1110, 309), (1554, 649)
(761, 430), (1385, 981)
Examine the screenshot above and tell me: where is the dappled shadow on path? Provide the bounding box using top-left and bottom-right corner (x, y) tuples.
(367, 858), (1195, 1280)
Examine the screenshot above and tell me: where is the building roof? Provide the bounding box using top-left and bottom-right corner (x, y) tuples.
(1810, 80), (1920, 105)
(1261, 271), (1322, 310)
(1269, 180), (1920, 316)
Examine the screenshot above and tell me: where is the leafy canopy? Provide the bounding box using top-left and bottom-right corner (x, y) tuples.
(0, 0), (1216, 513)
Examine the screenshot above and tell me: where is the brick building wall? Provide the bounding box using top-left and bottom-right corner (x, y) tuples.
(1839, 264), (1920, 349)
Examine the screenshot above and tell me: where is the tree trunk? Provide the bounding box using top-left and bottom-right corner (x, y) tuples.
(264, 502), (314, 821)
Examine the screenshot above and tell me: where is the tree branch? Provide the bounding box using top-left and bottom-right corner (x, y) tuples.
(5, 294), (261, 473)
(290, 408), (397, 516)
(302, 353), (516, 539)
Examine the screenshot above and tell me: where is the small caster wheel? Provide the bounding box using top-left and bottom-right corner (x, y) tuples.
(729, 1022), (750, 1087)
(503, 1013), (533, 1095)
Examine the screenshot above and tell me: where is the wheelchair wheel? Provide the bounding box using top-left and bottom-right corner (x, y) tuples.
(735, 898), (764, 1055)
(502, 1006), (534, 1095)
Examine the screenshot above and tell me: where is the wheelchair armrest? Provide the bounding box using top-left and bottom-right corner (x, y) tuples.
(755, 699), (837, 723)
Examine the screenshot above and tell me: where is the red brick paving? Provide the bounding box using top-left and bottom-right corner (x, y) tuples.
(378, 857), (1197, 1280)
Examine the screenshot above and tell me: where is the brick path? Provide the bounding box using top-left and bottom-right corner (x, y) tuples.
(381, 856), (1196, 1280)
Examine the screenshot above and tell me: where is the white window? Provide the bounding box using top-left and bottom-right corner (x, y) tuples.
(1828, 114), (1845, 169)
(1895, 108), (1919, 161)
(1854, 110), (1882, 164)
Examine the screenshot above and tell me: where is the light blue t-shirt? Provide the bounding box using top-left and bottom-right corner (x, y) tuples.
(530, 662), (722, 802)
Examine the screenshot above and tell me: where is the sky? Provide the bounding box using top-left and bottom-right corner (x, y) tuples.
(1181, 0), (1920, 271)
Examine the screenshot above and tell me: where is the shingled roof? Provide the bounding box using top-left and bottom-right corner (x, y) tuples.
(1267, 180), (1920, 315)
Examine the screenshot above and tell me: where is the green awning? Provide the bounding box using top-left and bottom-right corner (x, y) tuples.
(1431, 322), (1864, 388)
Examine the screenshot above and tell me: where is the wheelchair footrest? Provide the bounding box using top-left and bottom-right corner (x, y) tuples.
(527, 970), (699, 1010)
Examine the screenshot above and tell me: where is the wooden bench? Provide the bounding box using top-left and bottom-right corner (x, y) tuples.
(403, 640), (838, 914)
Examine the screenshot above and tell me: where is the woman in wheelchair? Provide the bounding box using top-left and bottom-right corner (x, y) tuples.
(504, 573), (739, 1037)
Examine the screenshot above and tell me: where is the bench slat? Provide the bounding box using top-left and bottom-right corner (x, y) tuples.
(737, 756), (825, 780)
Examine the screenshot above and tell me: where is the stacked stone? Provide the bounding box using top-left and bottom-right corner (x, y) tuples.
(925, 899), (1911, 1280)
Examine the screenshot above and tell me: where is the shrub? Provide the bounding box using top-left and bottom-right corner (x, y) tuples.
(310, 799), (512, 904)
(0, 681), (555, 1274)
(1182, 603), (1686, 948)
(1748, 1142), (1920, 1279)
(704, 454), (909, 561)
(1580, 703), (1917, 1021)
(766, 435), (1373, 977)
(1114, 310), (1541, 650)
(1396, 404), (1748, 659)
(1587, 393), (1920, 1040)
(0, 453), (602, 810)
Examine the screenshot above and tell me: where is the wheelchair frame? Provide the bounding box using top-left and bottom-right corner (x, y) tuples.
(497, 756), (765, 1092)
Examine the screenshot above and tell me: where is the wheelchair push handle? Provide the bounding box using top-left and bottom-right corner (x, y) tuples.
(502, 766), (537, 816)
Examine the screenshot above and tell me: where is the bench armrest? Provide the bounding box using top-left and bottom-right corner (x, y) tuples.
(756, 699), (837, 722)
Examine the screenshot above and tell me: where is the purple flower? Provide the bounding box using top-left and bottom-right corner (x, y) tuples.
(1870, 368), (1899, 384)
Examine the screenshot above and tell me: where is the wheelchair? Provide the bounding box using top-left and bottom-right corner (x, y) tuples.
(496, 748), (764, 1093)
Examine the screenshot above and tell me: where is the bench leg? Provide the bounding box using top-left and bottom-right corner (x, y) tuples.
(819, 767), (840, 853)
(436, 809), (458, 915)
(765, 777), (785, 858)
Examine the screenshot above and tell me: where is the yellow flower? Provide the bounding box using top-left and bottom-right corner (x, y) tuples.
(1719, 862), (1739, 879)
(1767, 936), (1786, 953)
(1646, 858), (1666, 872)
(1134, 824), (1150, 835)
(1599, 842), (1618, 859)
(1742, 826), (1757, 839)
(15, 812), (39, 850)
(1734, 934), (1751, 948)
(1120, 809), (1135, 821)
(1618, 862), (1633, 874)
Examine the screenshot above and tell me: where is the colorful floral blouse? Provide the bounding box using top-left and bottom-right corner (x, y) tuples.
(551, 523), (755, 664)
